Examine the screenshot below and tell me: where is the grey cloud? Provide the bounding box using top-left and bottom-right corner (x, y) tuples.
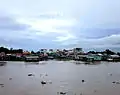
(61, 32), (120, 51)
(72, 28), (120, 38)
(0, 15), (29, 31)
(0, 29), (60, 50)
(0, 13), (61, 49)
(1, 0), (120, 50)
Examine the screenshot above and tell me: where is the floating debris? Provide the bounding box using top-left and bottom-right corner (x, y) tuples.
(94, 90), (97, 92)
(116, 82), (120, 84)
(112, 81), (120, 84)
(9, 78), (12, 80)
(0, 84), (4, 88)
(41, 81), (47, 84)
(112, 81), (116, 84)
(108, 73), (112, 76)
(1, 85), (4, 88)
(28, 73), (34, 76)
(110, 74), (112, 76)
(0, 84), (4, 86)
(60, 92), (66, 95)
(82, 80), (85, 83)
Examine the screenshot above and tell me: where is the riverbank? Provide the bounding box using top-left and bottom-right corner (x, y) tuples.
(1, 47), (120, 62)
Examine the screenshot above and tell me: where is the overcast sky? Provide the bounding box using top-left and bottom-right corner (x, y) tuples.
(0, 0), (120, 51)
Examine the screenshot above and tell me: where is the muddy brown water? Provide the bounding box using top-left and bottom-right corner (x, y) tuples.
(0, 61), (120, 95)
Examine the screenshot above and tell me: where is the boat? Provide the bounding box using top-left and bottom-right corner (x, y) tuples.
(24, 56), (39, 62)
(107, 58), (113, 62)
(48, 56), (54, 60)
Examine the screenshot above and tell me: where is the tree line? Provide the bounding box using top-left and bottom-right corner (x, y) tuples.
(0, 46), (120, 56)
(0, 47), (40, 54)
(88, 49), (120, 56)
(0, 47), (23, 54)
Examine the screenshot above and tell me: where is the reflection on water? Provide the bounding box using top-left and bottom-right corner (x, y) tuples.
(72, 61), (102, 66)
(0, 61), (120, 95)
(0, 61), (7, 66)
(25, 62), (39, 65)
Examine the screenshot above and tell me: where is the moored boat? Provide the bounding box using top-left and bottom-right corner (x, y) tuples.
(24, 56), (39, 62)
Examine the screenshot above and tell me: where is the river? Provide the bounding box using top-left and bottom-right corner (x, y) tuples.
(0, 61), (120, 95)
